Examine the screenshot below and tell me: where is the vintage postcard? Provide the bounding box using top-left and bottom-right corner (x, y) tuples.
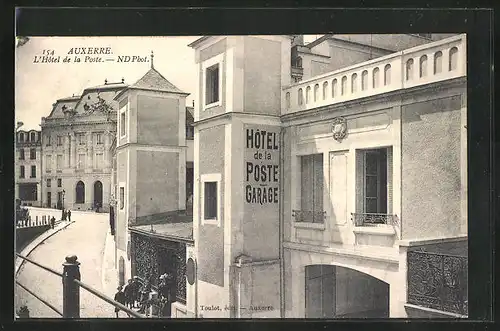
(14, 34), (468, 319)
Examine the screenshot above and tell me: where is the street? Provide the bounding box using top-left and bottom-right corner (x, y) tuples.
(15, 211), (116, 318)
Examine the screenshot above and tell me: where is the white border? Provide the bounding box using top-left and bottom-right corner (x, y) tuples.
(202, 53), (224, 110)
(200, 173), (222, 226)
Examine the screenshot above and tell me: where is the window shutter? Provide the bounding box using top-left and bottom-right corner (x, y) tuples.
(355, 150), (365, 213)
(387, 147), (393, 214)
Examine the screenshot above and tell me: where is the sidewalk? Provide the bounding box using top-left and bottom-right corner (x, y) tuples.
(16, 220), (75, 276)
(101, 228), (118, 299)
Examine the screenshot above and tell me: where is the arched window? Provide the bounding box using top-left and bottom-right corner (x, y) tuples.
(19, 132), (24, 142)
(351, 73), (358, 93)
(298, 88), (304, 105)
(419, 55), (428, 77)
(361, 70), (368, 91)
(314, 84), (319, 102)
(406, 59), (414, 80)
(384, 64), (391, 85)
(449, 47), (458, 71)
(285, 92), (290, 108)
(30, 132), (36, 142)
(373, 67), (380, 88)
(322, 81), (328, 100)
(306, 86), (311, 104)
(434, 51), (443, 74)
(76, 181), (85, 204)
(341, 76), (347, 95)
(332, 79), (337, 98)
(296, 56), (303, 68)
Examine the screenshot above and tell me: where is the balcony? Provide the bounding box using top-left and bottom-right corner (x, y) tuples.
(351, 213), (396, 226)
(282, 34), (466, 115)
(407, 249), (468, 316)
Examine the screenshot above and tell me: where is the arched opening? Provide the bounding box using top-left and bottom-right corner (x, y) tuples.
(384, 64), (391, 85)
(306, 86), (311, 104)
(434, 51), (443, 74)
(305, 265), (389, 318)
(285, 92), (291, 108)
(75, 181), (85, 204)
(419, 55), (428, 77)
(406, 59), (414, 80)
(30, 132), (36, 142)
(372, 67), (380, 88)
(118, 257), (125, 286)
(341, 76), (347, 95)
(19, 132), (24, 142)
(322, 81), (328, 100)
(449, 47), (458, 71)
(298, 88), (304, 105)
(361, 70), (368, 91)
(93, 181), (103, 210)
(314, 84), (319, 102)
(332, 79), (337, 98)
(351, 73), (358, 93)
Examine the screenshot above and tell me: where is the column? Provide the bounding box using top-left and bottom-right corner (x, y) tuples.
(71, 134), (76, 167)
(87, 131), (93, 170)
(64, 134), (70, 168)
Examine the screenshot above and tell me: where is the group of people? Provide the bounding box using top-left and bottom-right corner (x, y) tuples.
(61, 209), (72, 222)
(113, 274), (174, 318)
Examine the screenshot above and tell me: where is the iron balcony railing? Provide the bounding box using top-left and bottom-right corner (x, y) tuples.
(15, 253), (145, 318)
(350, 213), (395, 226)
(292, 210), (326, 223)
(407, 250), (468, 316)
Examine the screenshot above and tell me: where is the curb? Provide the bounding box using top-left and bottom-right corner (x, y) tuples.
(15, 221), (76, 277)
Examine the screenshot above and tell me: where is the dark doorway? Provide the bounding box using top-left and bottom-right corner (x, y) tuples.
(47, 192), (52, 208)
(75, 181), (85, 204)
(93, 181), (103, 209)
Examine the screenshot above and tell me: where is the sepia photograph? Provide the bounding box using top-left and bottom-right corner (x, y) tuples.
(14, 33), (469, 319)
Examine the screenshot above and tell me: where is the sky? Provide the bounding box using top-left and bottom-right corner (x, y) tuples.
(15, 36), (200, 130)
(15, 35), (322, 131)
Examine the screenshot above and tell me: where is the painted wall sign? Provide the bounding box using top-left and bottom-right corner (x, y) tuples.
(244, 126), (280, 205)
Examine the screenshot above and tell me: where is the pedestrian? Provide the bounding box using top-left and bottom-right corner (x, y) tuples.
(123, 279), (133, 308)
(67, 209), (71, 222)
(114, 286), (126, 318)
(138, 280), (151, 314)
(50, 216), (55, 229)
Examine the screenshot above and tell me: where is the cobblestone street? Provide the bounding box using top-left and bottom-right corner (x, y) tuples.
(15, 211), (116, 318)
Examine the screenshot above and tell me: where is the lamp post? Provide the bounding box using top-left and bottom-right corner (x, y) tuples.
(62, 189), (66, 210)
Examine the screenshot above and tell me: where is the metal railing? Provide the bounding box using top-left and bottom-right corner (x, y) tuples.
(15, 253), (145, 318)
(351, 213), (395, 226)
(16, 215), (53, 229)
(407, 250), (468, 316)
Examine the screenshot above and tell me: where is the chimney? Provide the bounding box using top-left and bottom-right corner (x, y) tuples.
(291, 35), (304, 47)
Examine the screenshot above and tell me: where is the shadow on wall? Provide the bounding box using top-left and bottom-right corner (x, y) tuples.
(16, 225), (51, 252)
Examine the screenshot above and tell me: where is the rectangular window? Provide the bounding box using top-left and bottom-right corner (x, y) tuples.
(57, 178), (62, 187)
(205, 63), (220, 105)
(77, 154), (85, 169)
(120, 187), (124, 210)
(299, 154), (324, 223)
(56, 155), (63, 170)
(95, 153), (104, 169)
(120, 111), (126, 137)
(354, 147), (392, 226)
(96, 133), (103, 145)
(30, 165), (36, 178)
(46, 155), (52, 172)
(204, 182), (218, 220)
(57, 136), (63, 146)
(46, 135), (51, 146)
(30, 148), (36, 160)
(20, 166), (25, 178)
(19, 149), (25, 160)
(78, 133), (86, 145)
(47, 179), (51, 187)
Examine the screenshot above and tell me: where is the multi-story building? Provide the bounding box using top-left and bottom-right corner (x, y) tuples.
(110, 61), (194, 312)
(15, 129), (42, 206)
(40, 82), (122, 211)
(181, 34), (467, 319)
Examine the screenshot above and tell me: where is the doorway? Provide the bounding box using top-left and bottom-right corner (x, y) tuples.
(93, 181), (103, 209)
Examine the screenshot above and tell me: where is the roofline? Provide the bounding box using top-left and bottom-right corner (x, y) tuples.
(56, 96), (80, 102)
(114, 86), (190, 100)
(82, 84), (127, 94)
(188, 36), (212, 48)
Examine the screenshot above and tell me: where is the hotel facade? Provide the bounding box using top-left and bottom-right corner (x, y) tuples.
(178, 34), (467, 319)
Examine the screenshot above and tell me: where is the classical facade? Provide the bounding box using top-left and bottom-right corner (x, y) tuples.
(183, 34), (467, 319)
(110, 61), (194, 311)
(15, 129), (42, 206)
(40, 82), (121, 211)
